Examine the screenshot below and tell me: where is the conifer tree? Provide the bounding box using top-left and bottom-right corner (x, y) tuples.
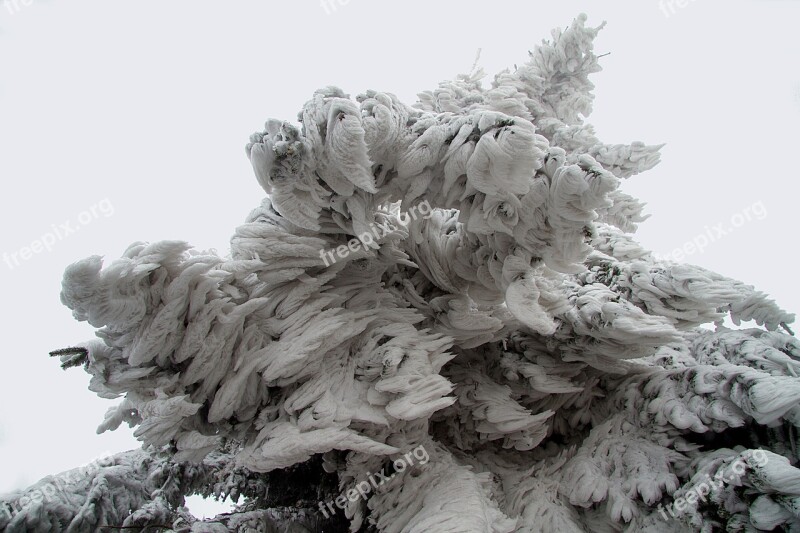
(4, 14), (799, 533)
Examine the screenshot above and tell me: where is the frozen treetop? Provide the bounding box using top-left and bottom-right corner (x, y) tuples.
(6, 13), (800, 533)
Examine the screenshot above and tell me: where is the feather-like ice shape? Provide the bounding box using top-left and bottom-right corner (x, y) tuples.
(446, 366), (554, 451)
(174, 432), (223, 463)
(377, 374), (456, 420)
(690, 328), (800, 377)
(466, 117), (543, 197)
(566, 283), (682, 348)
(589, 141), (664, 179)
(597, 190), (650, 232)
(368, 444), (517, 533)
(237, 422), (397, 472)
(581, 255), (796, 332)
(428, 295), (505, 349)
(506, 272), (558, 335)
(559, 416), (684, 523)
(324, 98), (377, 194)
(133, 392), (202, 446)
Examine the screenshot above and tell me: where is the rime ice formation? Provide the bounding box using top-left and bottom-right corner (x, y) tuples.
(4, 13), (800, 533)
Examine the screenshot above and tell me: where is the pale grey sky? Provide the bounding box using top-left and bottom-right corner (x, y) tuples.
(1, 0), (798, 516)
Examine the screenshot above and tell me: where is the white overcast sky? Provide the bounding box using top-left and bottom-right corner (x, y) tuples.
(1, 0), (798, 513)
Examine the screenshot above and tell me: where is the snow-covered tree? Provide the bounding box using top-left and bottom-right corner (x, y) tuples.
(4, 13), (800, 532)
